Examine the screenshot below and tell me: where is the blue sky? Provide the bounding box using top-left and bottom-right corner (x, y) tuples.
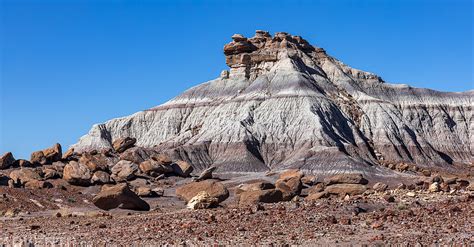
(1, 0), (472, 159)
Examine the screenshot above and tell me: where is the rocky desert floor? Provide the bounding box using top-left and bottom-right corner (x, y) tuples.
(1, 172), (473, 246)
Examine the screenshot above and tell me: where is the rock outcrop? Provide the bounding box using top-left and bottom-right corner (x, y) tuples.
(71, 31), (473, 175)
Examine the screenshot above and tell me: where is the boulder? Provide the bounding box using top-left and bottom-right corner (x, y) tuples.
(42, 143), (62, 163)
(79, 153), (113, 172)
(305, 192), (329, 201)
(235, 181), (275, 194)
(0, 152), (15, 169)
(91, 171), (112, 185)
(279, 169), (304, 180)
(307, 183), (326, 194)
(238, 189), (283, 206)
(0, 174), (10, 186)
(139, 159), (173, 175)
(176, 180), (229, 203)
(187, 191), (219, 209)
(151, 154), (172, 165)
(112, 137), (136, 153)
(31, 143), (62, 165)
(14, 159), (32, 168)
(325, 184), (367, 196)
(24, 180), (53, 189)
(275, 176), (302, 201)
(92, 183), (150, 211)
(30, 151), (47, 165)
(372, 182), (388, 192)
(119, 147), (152, 164)
(9, 168), (42, 185)
(111, 160), (138, 182)
(42, 168), (60, 179)
(301, 175), (318, 186)
(63, 161), (91, 186)
(172, 160), (194, 177)
(62, 148), (77, 160)
(194, 166), (216, 181)
(135, 186), (155, 197)
(324, 174), (368, 185)
(429, 182), (440, 193)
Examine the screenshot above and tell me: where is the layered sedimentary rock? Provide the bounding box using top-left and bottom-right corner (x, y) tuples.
(72, 31), (472, 174)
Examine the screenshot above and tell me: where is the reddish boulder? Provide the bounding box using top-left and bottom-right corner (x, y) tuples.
(92, 183), (150, 211)
(238, 189), (283, 206)
(176, 180), (229, 203)
(324, 174), (368, 185)
(112, 137), (136, 153)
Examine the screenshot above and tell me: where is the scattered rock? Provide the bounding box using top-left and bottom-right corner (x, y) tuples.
(31, 143), (62, 165)
(429, 182), (440, 193)
(301, 175), (318, 186)
(92, 183), (150, 211)
(112, 137), (136, 153)
(236, 182), (275, 194)
(79, 153), (110, 172)
(305, 192), (328, 201)
(406, 192), (416, 197)
(91, 171), (112, 185)
(24, 180), (53, 189)
(279, 169), (304, 180)
(62, 148), (77, 160)
(63, 161), (92, 186)
(0, 152), (15, 169)
(194, 166), (217, 181)
(14, 159), (32, 168)
(176, 180), (229, 203)
(111, 160), (138, 182)
(139, 159), (173, 175)
(30, 151), (47, 166)
(373, 182), (388, 192)
(307, 183), (325, 194)
(275, 176), (302, 201)
(383, 195), (395, 203)
(42, 168), (60, 179)
(172, 160), (194, 177)
(9, 168), (42, 185)
(238, 189), (283, 206)
(187, 191), (219, 209)
(324, 174), (368, 185)
(325, 184), (367, 196)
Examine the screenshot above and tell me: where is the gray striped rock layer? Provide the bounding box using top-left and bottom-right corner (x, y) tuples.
(72, 31), (472, 175)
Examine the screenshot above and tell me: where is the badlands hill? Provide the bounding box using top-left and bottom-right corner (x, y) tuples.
(72, 31), (472, 174)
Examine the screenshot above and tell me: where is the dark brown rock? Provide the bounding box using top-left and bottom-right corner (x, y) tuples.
(63, 161), (91, 186)
(112, 137), (136, 153)
(325, 184), (367, 196)
(79, 153), (111, 172)
(111, 160), (138, 182)
(9, 168), (42, 185)
(91, 171), (112, 185)
(176, 180), (229, 203)
(139, 159), (173, 175)
(171, 160), (193, 177)
(0, 152), (15, 169)
(238, 189), (283, 206)
(24, 180), (53, 189)
(235, 181), (275, 194)
(372, 182), (388, 192)
(324, 174), (368, 185)
(275, 176), (302, 201)
(92, 183), (150, 211)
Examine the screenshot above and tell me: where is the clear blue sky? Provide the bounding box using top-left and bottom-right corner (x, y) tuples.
(1, 0), (472, 159)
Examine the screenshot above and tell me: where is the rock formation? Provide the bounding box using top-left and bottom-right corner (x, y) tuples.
(71, 31), (472, 175)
